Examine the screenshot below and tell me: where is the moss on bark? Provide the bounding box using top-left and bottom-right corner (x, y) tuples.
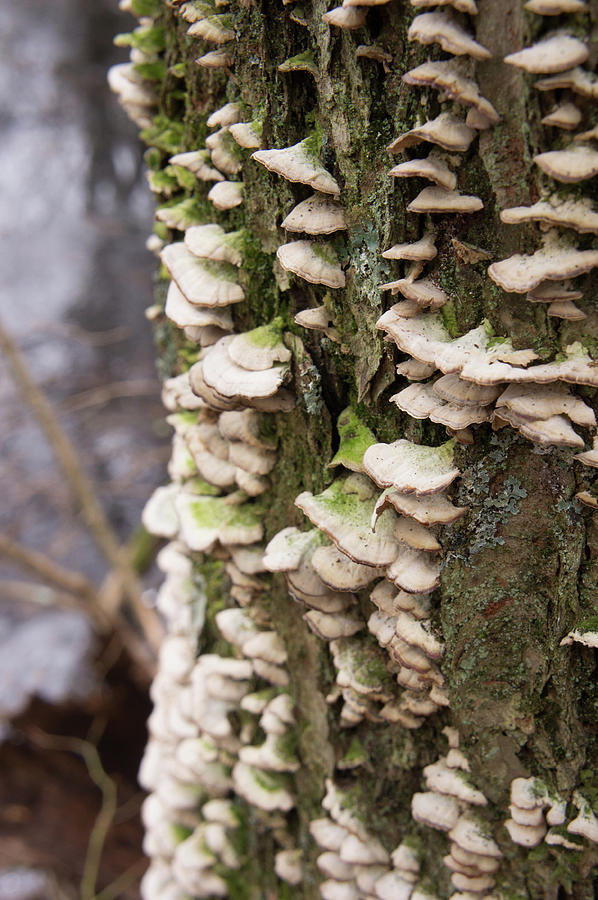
(138, 0), (598, 895)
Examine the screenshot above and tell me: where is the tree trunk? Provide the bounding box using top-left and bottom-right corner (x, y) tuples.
(114, 0), (598, 897)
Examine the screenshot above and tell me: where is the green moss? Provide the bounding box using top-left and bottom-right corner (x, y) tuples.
(579, 615), (598, 632)
(114, 24), (165, 55)
(143, 146), (163, 170)
(301, 125), (324, 162)
(279, 49), (317, 77)
(169, 61), (186, 79)
(133, 59), (167, 81)
(169, 163), (199, 191)
(171, 824), (193, 843)
(340, 736), (367, 767)
(131, 0), (162, 15)
(245, 317), (284, 348)
(156, 196), (210, 230)
(141, 114), (186, 154)
(276, 730), (298, 763)
(329, 406), (376, 470)
(440, 300), (460, 339)
(146, 167), (179, 194)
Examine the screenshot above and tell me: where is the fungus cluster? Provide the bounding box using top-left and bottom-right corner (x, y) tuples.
(251, 140), (347, 293)
(503, 776), (598, 853)
(112, 0), (598, 895)
(261, 416), (462, 740)
(137, 527), (247, 897)
(139, 356), (304, 893)
(409, 729), (505, 898)
(377, 310), (598, 449)
(114, 1), (315, 894)
(493, 4), (598, 322)
(307, 779), (427, 900)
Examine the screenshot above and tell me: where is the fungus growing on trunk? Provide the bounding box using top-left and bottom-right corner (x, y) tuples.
(277, 241), (346, 288)
(408, 13), (491, 59)
(505, 35), (589, 74)
(252, 138), (340, 194)
(282, 194), (347, 234)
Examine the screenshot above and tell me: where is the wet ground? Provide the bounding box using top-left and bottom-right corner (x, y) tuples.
(0, 0), (166, 895)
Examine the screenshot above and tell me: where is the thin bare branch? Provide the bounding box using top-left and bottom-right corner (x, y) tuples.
(0, 317), (163, 660)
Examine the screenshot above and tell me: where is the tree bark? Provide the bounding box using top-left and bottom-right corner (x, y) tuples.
(122, 1), (598, 897)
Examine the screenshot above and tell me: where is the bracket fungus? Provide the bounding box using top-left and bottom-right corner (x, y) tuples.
(195, 48), (234, 68)
(161, 243), (244, 307)
(407, 187), (483, 215)
(165, 280), (234, 330)
(205, 127), (243, 175)
(500, 197), (598, 234)
(206, 102), (242, 128)
(363, 439), (460, 495)
(296, 477), (402, 567)
(186, 14), (235, 43)
(403, 60), (499, 125)
(321, 6), (368, 28)
(411, 0), (478, 11)
(277, 241), (346, 288)
(281, 194), (347, 235)
(387, 113), (476, 154)
(504, 34), (588, 74)
(488, 245), (598, 292)
(229, 121), (262, 149)
(207, 180), (244, 209)
(383, 233), (438, 262)
(534, 144), (598, 183)
(198, 333), (290, 401)
(525, 0), (587, 10)
(169, 149), (225, 182)
(408, 13), (491, 59)
(388, 156), (457, 191)
(541, 102), (582, 130)
(252, 138), (340, 195)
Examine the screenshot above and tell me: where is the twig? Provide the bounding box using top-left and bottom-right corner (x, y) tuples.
(0, 536), (156, 684)
(61, 378), (159, 413)
(27, 726), (119, 900)
(93, 860), (146, 900)
(27, 321), (131, 347)
(0, 534), (99, 610)
(0, 317), (163, 660)
(0, 577), (89, 614)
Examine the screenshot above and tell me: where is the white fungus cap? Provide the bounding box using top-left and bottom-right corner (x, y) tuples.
(403, 61), (499, 125)
(275, 848), (304, 885)
(161, 242), (244, 307)
(208, 180), (244, 209)
(232, 761), (295, 811)
(363, 439), (459, 494)
(408, 13), (491, 60)
(411, 0), (478, 11)
(504, 34), (588, 74)
(252, 138), (340, 194)
(277, 241), (346, 288)
(282, 194), (347, 234)
(411, 791), (462, 831)
(525, 0), (587, 11)
(387, 113), (476, 154)
(322, 6), (368, 28)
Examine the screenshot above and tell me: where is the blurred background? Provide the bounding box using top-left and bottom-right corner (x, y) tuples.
(0, 0), (166, 895)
